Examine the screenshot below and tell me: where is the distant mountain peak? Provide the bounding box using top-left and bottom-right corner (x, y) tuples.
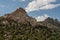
(44, 17), (60, 27)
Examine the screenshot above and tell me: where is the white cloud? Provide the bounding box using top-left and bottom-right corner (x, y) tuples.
(40, 4), (60, 10)
(25, 0), (60, 12)
(35, 14), (49, 22)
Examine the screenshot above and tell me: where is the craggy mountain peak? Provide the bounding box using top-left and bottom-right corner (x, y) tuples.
(4, 8), (27, 17)
(44, 17), (60, 27)
(37, 17), (60, 28)
(2, 8), (37, 26)
(12, 8), (27, 16)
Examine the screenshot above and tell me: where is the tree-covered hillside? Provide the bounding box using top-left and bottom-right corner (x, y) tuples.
(0, 17), (60, 40)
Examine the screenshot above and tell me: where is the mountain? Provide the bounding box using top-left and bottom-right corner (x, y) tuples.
(1, 8), (37, 26)
(0, 8), (60, 40)
(37, 17), (60, 28)
(45, 17), (60, 27)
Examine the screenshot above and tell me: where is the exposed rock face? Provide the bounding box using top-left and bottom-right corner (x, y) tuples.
(3, 8), (37, 26)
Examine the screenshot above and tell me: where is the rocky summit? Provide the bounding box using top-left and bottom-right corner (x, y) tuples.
(2, 8), (37, 26)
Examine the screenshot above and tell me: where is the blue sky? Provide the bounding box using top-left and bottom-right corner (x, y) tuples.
(0, 0), (60, 21)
